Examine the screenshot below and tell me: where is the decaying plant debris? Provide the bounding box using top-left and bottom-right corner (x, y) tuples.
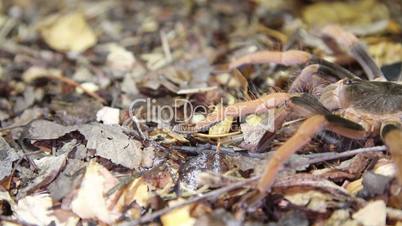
(0, 0), (402, 225)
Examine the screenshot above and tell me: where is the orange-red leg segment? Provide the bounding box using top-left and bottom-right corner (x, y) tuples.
(229, 50), (312, 69)
(189, 93), (292, 132)
(257, 114), (367, 193)
(381, 123), (402, 183)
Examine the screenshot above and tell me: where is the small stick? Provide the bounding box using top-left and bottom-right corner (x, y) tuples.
(172, 144), (266, 159)
(301, 145), (387, 166)
(194, 131), (242, 138)
(160, 30), (173, 63)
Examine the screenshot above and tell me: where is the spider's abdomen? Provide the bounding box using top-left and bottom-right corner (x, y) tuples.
(345, 80), (402, 114)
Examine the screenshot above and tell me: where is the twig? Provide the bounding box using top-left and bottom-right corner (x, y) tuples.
(195, 131), (242, 138)
(160, 30), (172, 62)
(172, 144), (266, 159)
(301, 145), (387, 165)
(130, 176), (259, 225)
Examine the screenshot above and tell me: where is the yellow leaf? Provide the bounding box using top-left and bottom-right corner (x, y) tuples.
(161, 200), (195, 226)
(302, 0), (388, 28)
(209, 116), (233, 135)
(285, 190), (330, 213)
(346, 178), (363, 195)
(245, 114), (262, 126)
(352, 200), (386, 226)
(71, 160), (120, 224)
(39, 12), (96, 52)
(368, 41), (402, 66)
(346, 161), (397, 195)
(118, 178), (149, 208)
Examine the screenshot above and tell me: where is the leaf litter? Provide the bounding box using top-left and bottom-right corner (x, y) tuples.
(0, 0), (401, 225)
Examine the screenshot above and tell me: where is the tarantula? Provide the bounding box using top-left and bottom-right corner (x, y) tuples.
(175, 25), (402, 198)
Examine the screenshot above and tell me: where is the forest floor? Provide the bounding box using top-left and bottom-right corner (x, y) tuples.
(0, 0), (402, 225)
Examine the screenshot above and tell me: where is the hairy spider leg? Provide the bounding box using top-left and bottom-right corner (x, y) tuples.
(309, 58), (360, 80)
(381, 122), (402, 207)
(229, 50), (359, 81)
(321, 25), (384, 81)
(257, 114), (367, 193)
(229, 50), (312, 69)
(173, 93), (292, 133)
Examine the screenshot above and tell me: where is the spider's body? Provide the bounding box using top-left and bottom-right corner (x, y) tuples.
(322, 79), (402, 115)
(176, 25), (402, 201)
(319, 79), (402, 135)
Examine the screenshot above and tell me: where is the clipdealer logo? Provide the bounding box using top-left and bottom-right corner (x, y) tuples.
(126, 98), (276, 133)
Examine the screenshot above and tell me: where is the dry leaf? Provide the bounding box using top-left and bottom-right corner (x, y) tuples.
(27, 120), (77, 140)
(208, 116), (233, 135)
(22, 66), (62, 83)
(48, 158), (86, 201)
(325, 209), (358, 226)
(126, 178), (150, 207)
(75, 82), (99, 94)
(96, 106), (120, 125)
(215, 73), (241, 88)
(79, 123), (143, 169)
(346, 160), (396, 195)
(284, 190), (331, 213)
(14, 193), (56, 225)
(71, 160), (120, 224)
(106, 44), (136, 77)
(368, 41), (402, 66)
(112, 177), (150, 219)
(205, 104), (232, 137)
(360, 171), (392, 197)
(117, 178), (150, 208)
(352, 200), (386, 226)
(161, 200), (196, 226)
(0, 137), (20, 181)
(302, 0), (389, 28)
(27, 121), (144, 169)
(39, 12), (96, 52)
(19, 153), (68, 196)
(239, 114), (272, 151)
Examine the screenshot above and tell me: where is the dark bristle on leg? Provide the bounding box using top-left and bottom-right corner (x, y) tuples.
(350, 43), (385, 80)
(290, 94), (331, 115)
(324, 114), (365, 131)
(311, 58), (360, 80)
(321, 25), (385, 81)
